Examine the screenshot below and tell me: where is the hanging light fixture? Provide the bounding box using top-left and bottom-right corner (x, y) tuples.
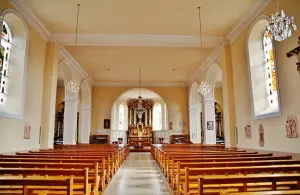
(266, 0), (297, 41)
(67, 4), (80, 93)
(136, 68), (145, 120)
(197, 6), (210, 96)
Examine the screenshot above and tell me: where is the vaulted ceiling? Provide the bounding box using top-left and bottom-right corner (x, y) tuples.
(25, 0), (262, 85)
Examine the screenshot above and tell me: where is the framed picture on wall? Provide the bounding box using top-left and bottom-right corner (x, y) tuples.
(207, 121), (213, 130)
(104, 119), (110, 129)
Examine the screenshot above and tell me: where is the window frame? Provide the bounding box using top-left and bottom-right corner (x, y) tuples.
(246, 15), (282, 120)
(153, 103), (162, 130)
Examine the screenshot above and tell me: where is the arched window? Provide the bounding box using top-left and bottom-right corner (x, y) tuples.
(153, 103), (162, 130)
(263, 31), (278, 105)
(0, 21), (12, 103)
(247, 16), (281, 119)
(118, 104), (125, 130)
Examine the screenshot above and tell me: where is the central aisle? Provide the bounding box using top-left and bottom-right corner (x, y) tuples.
(103, 152), (172, 195)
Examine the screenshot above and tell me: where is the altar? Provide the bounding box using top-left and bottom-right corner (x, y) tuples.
(127, 98), (153, 151)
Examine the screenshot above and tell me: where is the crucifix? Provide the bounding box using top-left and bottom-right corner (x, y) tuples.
(286, 36), (300, 74)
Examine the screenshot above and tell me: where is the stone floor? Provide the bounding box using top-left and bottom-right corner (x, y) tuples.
(103, 152), (172, 195)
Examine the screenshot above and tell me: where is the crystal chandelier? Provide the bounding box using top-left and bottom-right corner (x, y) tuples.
(196, 7), (210, 96)
(198, 81), (210, 95)
(67, 80), (79, 93)
(67, 4), (80, 93)
(266, 0), (297, 41)
(135, 68), (145, 120)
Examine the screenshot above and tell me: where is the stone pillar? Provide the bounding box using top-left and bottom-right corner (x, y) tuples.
(189, 105), (201, 143)
(63, 98), (79, 145)
(79, 106), (91, 144)
(201, 99), (216, 144)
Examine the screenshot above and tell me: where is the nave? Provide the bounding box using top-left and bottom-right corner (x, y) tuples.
(103, 153), (172, 195)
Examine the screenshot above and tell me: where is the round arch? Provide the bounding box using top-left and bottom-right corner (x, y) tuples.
(110, 88), (168, 144)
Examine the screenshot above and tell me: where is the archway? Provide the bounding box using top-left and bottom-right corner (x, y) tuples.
(189, 81), (202, 143)
(110, 88), (168, 145)
(200, 63), (224, 144)
(78, 80), (92, 144)
(54, 60), (79, 145)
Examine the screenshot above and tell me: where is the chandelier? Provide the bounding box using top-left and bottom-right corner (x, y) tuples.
(196, 7), (210, 96)
(266, 0), (297, 41)
(67, 80), (79, 93)
(198, 81), (210, 95)
(135, 68), (145, 120)
(67, 4), (81, 93)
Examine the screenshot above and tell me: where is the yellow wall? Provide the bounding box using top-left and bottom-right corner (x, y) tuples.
(56, 87), (65, 108)
(214, 88), (223, 109)
(0, 1), (47, 153)
(92, 87), (189, 133)
(231, 0), (300, 153)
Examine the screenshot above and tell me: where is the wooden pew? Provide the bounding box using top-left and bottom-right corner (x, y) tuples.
(163, 155), (292, 178)
(0, 176), (74, 195)
(221, 190), (300, 195)
(178, 165), (300, 194)
(0, 161), (105, 190)
(0, 168), (90, 195)
(0, 156), (112, 183)
(170, 160), (300, 188)
(193, 174), (300, 195)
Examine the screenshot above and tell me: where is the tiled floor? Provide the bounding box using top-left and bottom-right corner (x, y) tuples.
(103, 152), (172, 195)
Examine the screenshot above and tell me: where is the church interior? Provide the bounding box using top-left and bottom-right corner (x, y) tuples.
(0, 0), (300, 194)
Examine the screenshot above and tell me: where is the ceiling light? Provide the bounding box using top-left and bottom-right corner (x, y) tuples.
(266, 0), (297, 41)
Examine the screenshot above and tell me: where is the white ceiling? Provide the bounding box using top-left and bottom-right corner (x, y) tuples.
(21, 0), (266, 84)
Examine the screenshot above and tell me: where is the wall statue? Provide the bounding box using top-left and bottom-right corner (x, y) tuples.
(244, 122), (252, 139)
(258, 124), (264, 147)
(286, 114), (298, 138)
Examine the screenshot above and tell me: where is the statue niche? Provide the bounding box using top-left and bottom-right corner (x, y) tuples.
(127, 99), (153, 148)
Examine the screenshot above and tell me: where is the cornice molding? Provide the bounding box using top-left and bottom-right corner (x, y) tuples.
(56, 42), (94, 85)
(50, 34), (226, 48)
(226, 0), (271, 45)
(188, 45), (223, 84)
(8, 0), (51, 40)
(93, 82), (187, 88)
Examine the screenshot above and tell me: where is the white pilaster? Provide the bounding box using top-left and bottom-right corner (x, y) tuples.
(189, 105), (201, 143)
(79, 106), (92, 144)
(145, 110), (148, 125)
(63, 98), (79, 145)
(202, 99), (216, 144)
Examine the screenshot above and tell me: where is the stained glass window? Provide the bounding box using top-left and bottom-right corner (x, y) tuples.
(0, 21), (12, 104)
(153, 104), (162, 130)
(119, 104), (125, 130)
(263, 31), (278, 105)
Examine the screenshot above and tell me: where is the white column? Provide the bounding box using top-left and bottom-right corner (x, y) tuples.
(63, 99), (79, 145)
(189, 105), (201, 143)
(79, 106), (92, 144)
(201, 99), (216, 144)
